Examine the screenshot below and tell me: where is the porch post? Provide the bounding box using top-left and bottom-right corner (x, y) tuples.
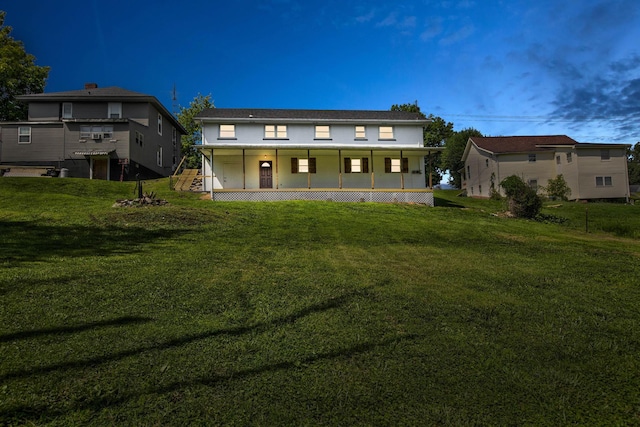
(307, 149), (311, 189)
(275, 149), (279, 189)
(370, 149), (375, 189)
(210, 148), (214, 200)
(428, 151), (433, 189)
(242, 149), (246, 189)
(338, 149), (342, 189)
(400, 150), (405, 189)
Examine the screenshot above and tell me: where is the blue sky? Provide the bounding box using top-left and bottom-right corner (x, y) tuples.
(4, 0), (640, 143)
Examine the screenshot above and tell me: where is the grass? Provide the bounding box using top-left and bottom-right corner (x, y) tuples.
(1, 178), (639, 425)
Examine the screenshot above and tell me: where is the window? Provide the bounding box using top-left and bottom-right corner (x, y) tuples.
(290, 157), (316, 173)
(479, 185), (482, 195)
(265, 125), (287, 139)
(556, 155), (561, 165)
(102, 125), (114, 139)
(108, 103), (122, 118)
(158, 114), (163, 135)
(80, 125), (112, 140)
(157, 146), (163, 167)
(18, 126), (31, 144)
(528, 179), (538, 191)
(62, 103), (73, 119)
(355, 126), (366, 139)
(172, 128), (177, 148)
(80, 126), (91, 139)
(385, 157), (408, 173)
(315, 125), (330, 139)
(136, 131), (144, 146)
(344, 157), (369, 173)
(596, 176), (612, 186)
(528, 154), (536, 162)
(219, 124), (235, 138)
(379, 126), (394, 139)
(467, 165), (471, 179)
(485, 159), (489, 168)
(567, 153), (573, 163)
(601, 149), (610, 160)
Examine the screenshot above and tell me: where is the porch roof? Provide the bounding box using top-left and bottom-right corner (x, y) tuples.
(198, 144), (443, 154)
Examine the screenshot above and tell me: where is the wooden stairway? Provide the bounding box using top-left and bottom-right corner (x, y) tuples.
(174, 169), (200, 191)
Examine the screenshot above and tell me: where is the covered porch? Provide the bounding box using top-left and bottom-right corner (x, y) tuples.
(199, 145), (441, 204)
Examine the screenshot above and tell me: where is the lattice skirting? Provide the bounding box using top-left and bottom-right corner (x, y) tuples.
(211, 190), (434, 205)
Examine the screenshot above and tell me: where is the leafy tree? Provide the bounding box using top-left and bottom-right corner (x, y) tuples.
(441, 127), (483, 188)
(390, 101), (453, 184)
(542, 174), (571, 200)
(500, 175), (542, 219)
(627, 142), (640, 186)
(176, 94), (214, 169)
(0, 11), (50, 121)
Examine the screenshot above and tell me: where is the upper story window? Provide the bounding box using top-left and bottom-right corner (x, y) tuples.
(355, 126), (366, 139)
(79, 125), (113, 141)
(528, 154), (537, 162)
(486, 159), (489, 168)
(108, 102), (122, 118)
(158, 114), (163, 135)
(157, 146), (163, 167)
(219, 124), (236, 138)
(172, 128), (177, 148)
(379, 126), (394, 140)
(556, 155), (561, 165)
(265, 125), (287, 139)
(62, 103), (73, 119)
(596, 176), (613, 186)
(567, 153), (573, 163)
(315, 125), (331, 139)
(135, 131), (144, 146)
(18, 126), (31, 144)
(467, 165), (471, 179)
(601, 149), (610, 160)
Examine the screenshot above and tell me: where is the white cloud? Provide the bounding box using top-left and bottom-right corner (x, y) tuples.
(439, 24), (475, 45)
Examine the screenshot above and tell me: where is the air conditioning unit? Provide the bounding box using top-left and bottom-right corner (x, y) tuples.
(91, 133), (102, 140)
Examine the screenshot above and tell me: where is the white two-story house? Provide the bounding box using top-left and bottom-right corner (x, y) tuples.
(195, 109), (441, 205)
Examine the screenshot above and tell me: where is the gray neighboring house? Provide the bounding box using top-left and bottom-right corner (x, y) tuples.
(0, 84), (185, 180)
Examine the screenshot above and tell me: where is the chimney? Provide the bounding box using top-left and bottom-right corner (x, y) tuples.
(84, 83), (98, 90)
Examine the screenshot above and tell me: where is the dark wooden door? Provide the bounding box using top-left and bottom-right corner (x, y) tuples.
(260, 161), (272, 188)
(93, 158), (108, 180)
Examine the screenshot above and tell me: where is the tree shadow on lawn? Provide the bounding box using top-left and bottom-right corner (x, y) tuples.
(433, 196), (465, 208)
(0, 289), (416, 423)
(0, 220), (192, 266)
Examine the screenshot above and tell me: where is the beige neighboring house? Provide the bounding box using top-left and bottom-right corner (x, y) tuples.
(461, 135), (630, 200)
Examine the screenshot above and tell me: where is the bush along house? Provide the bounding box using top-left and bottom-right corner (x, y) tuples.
(195, 108), (442, 205)
(0, 84), (185, 180)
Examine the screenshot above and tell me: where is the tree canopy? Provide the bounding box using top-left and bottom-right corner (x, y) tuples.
(0, 11), (49, 121)
(176, 94), (214, 169)
(628, 142), (640, 186)
(441, 127), (483, 188)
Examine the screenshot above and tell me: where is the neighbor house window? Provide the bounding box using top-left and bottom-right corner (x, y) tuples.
(158, 114), (163, 135)
(157, 146), (163, 167)
(479, 185), (482, 195)
(80, 125), (112, 140)
(172, 128), (177, 148)
(315, 125), (331, 139)
(528, 154), (536, 162)
(219, 124), (236, 138)
(344, 157), (369, 173)
(18, 126), (31, 144)
(290, 157), (316, 173)
(355, 126), (366, 139)
(136, 131), (144, 146)
(102, 125), (114, 139)
(62, 103), (73, 119)
(567, 153), (573, 163)
(385, 157), (408, 173)
(486, 159), (489, 168)
(601, 149), (610, 160)
(596, 176), (612, 186)
(556, 155), (561, 165)
(108, 102), (122, 118)
(379, 126), (394, 139)
(265, 125), (287, 139)
(467, 165), (471, 179)
(80, 126), (91, 139)
(528, 179), (538, 191)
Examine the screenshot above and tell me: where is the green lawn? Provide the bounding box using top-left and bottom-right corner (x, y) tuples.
(1, 178), (639, 425)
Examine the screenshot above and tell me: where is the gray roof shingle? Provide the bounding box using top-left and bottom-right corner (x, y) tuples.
(196, 108), (429, 123)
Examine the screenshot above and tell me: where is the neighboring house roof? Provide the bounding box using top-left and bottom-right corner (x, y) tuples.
(17, 86), (186, 134)
(196, 108), (430, 124)
(469, 135), (579, 154)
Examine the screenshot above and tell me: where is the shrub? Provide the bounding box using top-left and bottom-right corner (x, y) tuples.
(543, 174), (571, 200)
(500, 175), (542, 219)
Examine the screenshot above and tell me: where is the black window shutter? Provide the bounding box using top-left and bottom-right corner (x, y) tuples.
(291, 158), (298, 173)
(402, 158), (409, 173)
(344, 157), (351, 173)
(362, 158), (369, 173)
(309, 157), (316, 174)
(384, 157), (391, 173)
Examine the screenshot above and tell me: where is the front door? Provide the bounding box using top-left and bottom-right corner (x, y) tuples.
(260, 161), (272, 188)
(93, 158), (109, 180)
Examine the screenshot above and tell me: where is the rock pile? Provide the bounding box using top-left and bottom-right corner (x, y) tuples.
(112, 193), (169, 207)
